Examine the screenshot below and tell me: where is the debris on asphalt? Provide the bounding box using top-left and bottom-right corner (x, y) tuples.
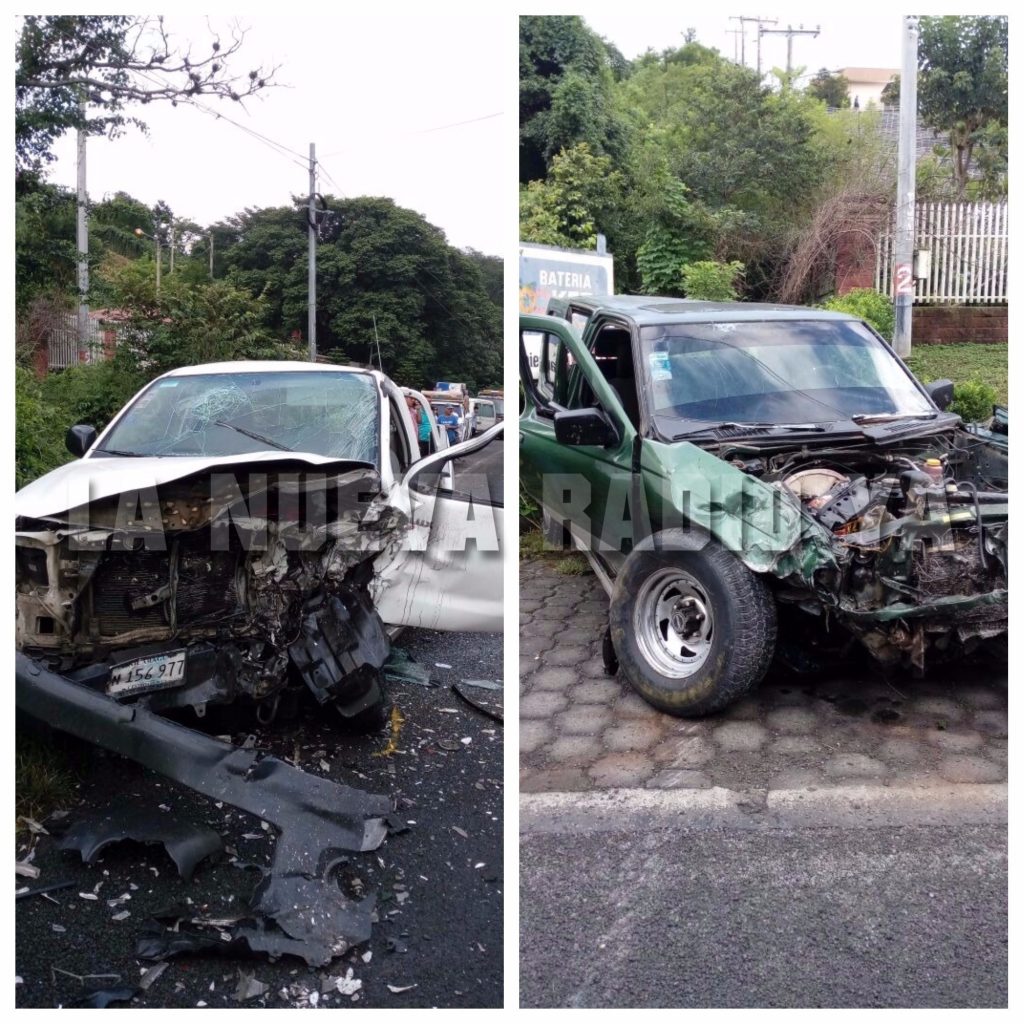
(233, 970), (270, 1002)
(137, 963), (168, 993)
(52, 967), (121, 985)
(74, 987), (139, 1008)
(451, 682), (504, 723)
(387, 983), (418, 994)
(332, 968), (362, 996)
(57, 805), (224, 882)
(460, 679), (502, 691)
(15, 862), (40, 879)
(17, 816), (49, 836)
(17, 881), (76, 902)
(383, 648), (436, 688)
(373, 706), (406, 758)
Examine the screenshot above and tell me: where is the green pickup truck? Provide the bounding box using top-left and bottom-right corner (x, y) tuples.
(519, 296), (1007, 716)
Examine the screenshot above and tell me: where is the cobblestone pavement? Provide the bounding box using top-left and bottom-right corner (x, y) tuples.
(519, 558), (1008, 794)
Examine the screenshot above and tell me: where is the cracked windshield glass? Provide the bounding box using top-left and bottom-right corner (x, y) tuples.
(97, 370), (379, 462)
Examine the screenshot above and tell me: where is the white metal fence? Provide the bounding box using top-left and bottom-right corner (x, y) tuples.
(875, 200), (1008, 304)
(47, 313), (105, 370)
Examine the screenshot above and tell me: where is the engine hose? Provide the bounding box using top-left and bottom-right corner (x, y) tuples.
(955, 480), (988, 568)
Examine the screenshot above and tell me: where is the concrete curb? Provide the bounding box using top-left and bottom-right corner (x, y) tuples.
(520, 783), (1008, 834)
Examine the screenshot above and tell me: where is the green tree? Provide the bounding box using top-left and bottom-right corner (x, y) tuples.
(220, 197), (501, 391)
(806, 68), (850, 108)
(16, 15), (276, 188)
(518, 143), (624, 250)
(519, 15), (629, 183)
(15, 183), (77, 312)
(880, 16), (1007, 199)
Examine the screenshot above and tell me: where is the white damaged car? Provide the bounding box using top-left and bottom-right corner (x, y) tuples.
(15, 361), (504, 728)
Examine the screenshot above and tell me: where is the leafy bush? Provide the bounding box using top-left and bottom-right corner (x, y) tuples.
(16, 356), (148, 489)
(680, 260), (745, 302)
(822, 288), (895, 342)
(949, 378), (998, 424)
(15, 367), (69, 489)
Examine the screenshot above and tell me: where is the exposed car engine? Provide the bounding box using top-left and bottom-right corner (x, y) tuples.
(729, 432), (1008, 669)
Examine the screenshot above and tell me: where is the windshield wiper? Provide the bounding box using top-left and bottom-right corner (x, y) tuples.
(93, 447), (144, 457)
(213, 420), (293, 452)
(850, 412), (938, 425)
(671, 422), (828, 441)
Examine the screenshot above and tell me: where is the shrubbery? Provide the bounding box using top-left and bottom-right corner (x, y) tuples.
(680, 260), (745, 302)
(822, 288), (895, 342)
(15, 354), (146, 489)
(949, 379), (998, 424)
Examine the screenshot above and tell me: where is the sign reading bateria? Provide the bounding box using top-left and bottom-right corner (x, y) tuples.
(519, 242), (614, 315)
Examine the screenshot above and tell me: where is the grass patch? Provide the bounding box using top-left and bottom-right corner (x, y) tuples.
(906, 343), (1008, 406)
(553, 554), (591, 575)
(520, 528), (547, 559)
(520, 528), (593, 575)
(16, 733), (78, 827)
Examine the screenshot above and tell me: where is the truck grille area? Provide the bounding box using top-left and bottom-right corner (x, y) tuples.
(90, 533), (242, 638)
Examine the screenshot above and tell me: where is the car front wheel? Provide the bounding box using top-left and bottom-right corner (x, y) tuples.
(609, 535), (776, 716)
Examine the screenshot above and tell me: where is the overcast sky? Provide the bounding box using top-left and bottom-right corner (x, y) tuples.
(579, 10), (905, 79)
(45, 15), (507, 254)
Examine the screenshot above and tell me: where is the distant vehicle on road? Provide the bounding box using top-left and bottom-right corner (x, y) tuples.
(468, 396), (499, 436)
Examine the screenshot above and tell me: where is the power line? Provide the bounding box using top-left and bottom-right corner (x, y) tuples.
(417, 110), (502, 134)
(318, 110), (503, 159)
(132, 67), (308, 169)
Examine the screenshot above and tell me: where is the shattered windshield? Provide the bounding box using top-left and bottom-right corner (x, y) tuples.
(640, 319), (934, 434)
(97, 370), (379, 463)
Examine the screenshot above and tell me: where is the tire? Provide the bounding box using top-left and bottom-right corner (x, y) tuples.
(609, 532), (776, 716)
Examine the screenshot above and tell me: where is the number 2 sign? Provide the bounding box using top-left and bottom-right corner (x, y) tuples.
(894, 263), (914, 297)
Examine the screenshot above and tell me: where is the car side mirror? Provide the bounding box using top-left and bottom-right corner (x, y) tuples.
(554, 408), (619, 448)
(925, 379), (954, 411)
(66, 424), (98, 457)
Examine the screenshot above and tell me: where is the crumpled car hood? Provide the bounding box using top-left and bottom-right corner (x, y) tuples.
(16, 451), (379, 522)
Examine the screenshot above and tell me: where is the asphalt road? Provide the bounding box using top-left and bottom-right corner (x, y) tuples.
(521, 818), (1007, 1008)
(519, 555), (1007, 1008)
(16, 627), (503, 1009)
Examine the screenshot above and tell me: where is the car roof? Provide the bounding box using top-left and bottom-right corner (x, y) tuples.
(561, 294), (860, 327)
(161, 360), (379, 378)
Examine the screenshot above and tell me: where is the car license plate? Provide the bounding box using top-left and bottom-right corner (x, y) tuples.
(108, 650), (187, 696)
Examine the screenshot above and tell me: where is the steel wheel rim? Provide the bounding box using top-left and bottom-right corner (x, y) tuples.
(633, 568), (715, 678)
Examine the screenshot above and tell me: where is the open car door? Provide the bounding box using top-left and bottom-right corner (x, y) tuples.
(369, 422), (504, 632)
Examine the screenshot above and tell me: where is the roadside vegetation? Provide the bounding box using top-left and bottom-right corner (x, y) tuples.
(16, 18), (502, 490)
(906, 343), (1007, 414)
(519, 15), (1006, 304)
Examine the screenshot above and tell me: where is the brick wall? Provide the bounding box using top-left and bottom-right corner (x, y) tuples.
(912, 305), (1007, 345)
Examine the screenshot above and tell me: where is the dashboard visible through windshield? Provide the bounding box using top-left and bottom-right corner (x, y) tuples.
(639, 319), (934, 435)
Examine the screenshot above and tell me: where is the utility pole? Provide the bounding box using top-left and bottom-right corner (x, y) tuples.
(760, 23), (819, 74)
(308, 142), (317, 362)
(169, 221), (175, 275)
(76, 96), (89, 355)
(893, 16), (919, 358)
(155, 232), (162, 294)
(733, 15), (777, 76)
(209, 233), (214, 279)
(727, 17), (746, 65)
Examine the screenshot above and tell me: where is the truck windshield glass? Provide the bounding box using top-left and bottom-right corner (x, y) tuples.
(640, 319), (933, 433)
(97, 371), (379, 463)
